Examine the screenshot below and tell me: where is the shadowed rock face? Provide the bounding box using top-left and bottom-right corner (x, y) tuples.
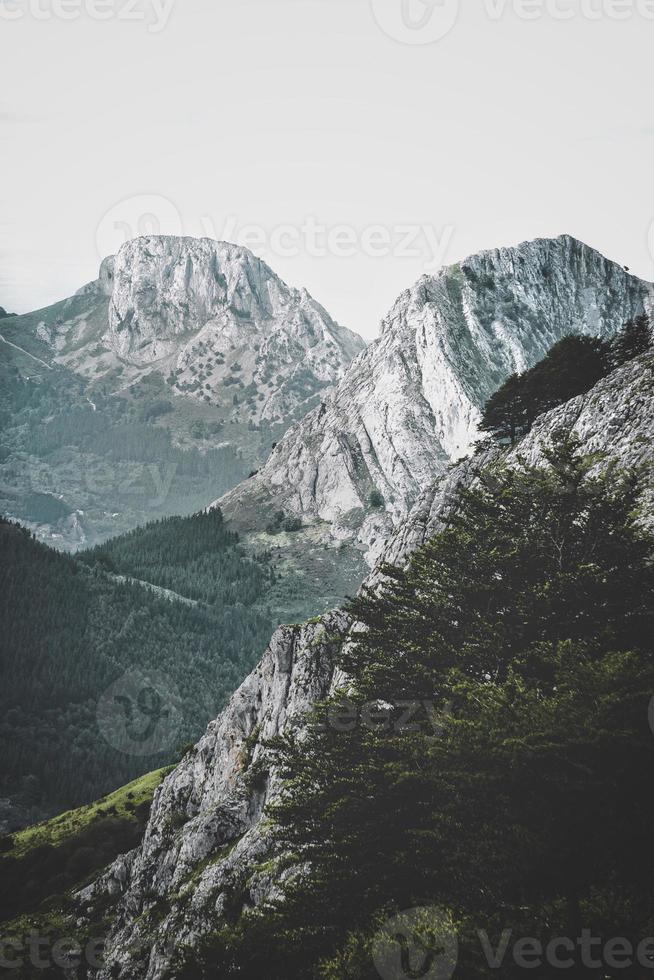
(216, 235), (653, 567)
(78, 614), (351, 979)
(82, 348), (654, 980)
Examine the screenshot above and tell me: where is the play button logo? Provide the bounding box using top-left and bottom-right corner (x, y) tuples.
(372, 907), (459, 980)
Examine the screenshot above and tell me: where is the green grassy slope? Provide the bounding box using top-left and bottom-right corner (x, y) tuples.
(0, 768), (171, 976)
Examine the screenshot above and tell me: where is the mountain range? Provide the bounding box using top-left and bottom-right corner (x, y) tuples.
(2, 232), (654, 978)
(77, 340), (654, 980)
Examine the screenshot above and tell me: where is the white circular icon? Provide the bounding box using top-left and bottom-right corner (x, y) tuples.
(370, 0), (460, 45)
(96, 194), (183, 259)
(97, 668), (182, 756)
(372, 907), (458, 980)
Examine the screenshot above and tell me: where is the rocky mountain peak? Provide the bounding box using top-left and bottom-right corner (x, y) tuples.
(94, 235), (365, 422)
(13, 235), (365, 427)
(0, 237), (365, 549)
(218, 235), (653, 568)
(380, 234), (647, 393)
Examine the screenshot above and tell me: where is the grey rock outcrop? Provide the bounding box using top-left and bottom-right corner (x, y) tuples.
(0, 236), (364, 549)
(32, 236), (365, 427)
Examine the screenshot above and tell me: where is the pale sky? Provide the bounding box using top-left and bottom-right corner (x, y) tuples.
(1, 0), (654, 339)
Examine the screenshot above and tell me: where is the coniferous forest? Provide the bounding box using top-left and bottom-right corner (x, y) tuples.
(0, 510), (278, 823)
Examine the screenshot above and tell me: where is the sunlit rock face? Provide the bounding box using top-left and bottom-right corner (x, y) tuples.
(100, 236), (364, 422)
(217, 235), (653, 562)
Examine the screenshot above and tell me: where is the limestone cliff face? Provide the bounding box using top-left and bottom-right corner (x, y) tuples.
(99, 237), (364, 424)
(81, 349), (654, 980)
(20, 235), (363, 429)
(383, 350), (654, 568)
(216, 235), (653, 564)
(78, 615), (350, 979)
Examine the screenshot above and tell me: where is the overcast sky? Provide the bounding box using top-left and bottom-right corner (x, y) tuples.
(1, 0), (654, 339)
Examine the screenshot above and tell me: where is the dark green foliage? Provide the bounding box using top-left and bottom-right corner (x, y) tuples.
(0, 766), (169, 951)
(189, 419), (210, 439)
(0, 802), (152, 924)
(481, 318), (652, 446)
(478, 371), (525, 445)
(368, 490), (384, 509)
(610, 313), (652, 367)
(193, 436), (654, 978)
(139, 399), (174, 421)
(0, 513), (278, 818)
(265, 510), (303, 535)
(81, 508), (273, 607)
(480, 335), (611, 444)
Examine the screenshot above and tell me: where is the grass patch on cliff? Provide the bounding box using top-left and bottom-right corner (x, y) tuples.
(7, 768), (170, 861)
(0, 768), (171, 925)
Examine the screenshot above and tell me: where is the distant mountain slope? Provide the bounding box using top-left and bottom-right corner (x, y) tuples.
(0, 237), (364, 548)
(214, 235), (653, 597)
(81, 346), (654, 980)
(0, 510), (279, 827)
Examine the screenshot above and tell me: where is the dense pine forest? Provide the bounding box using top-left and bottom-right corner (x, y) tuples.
(181, 436), (654, 979)
(0, 510), (278, 824)
(80, 508), (273, 608)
